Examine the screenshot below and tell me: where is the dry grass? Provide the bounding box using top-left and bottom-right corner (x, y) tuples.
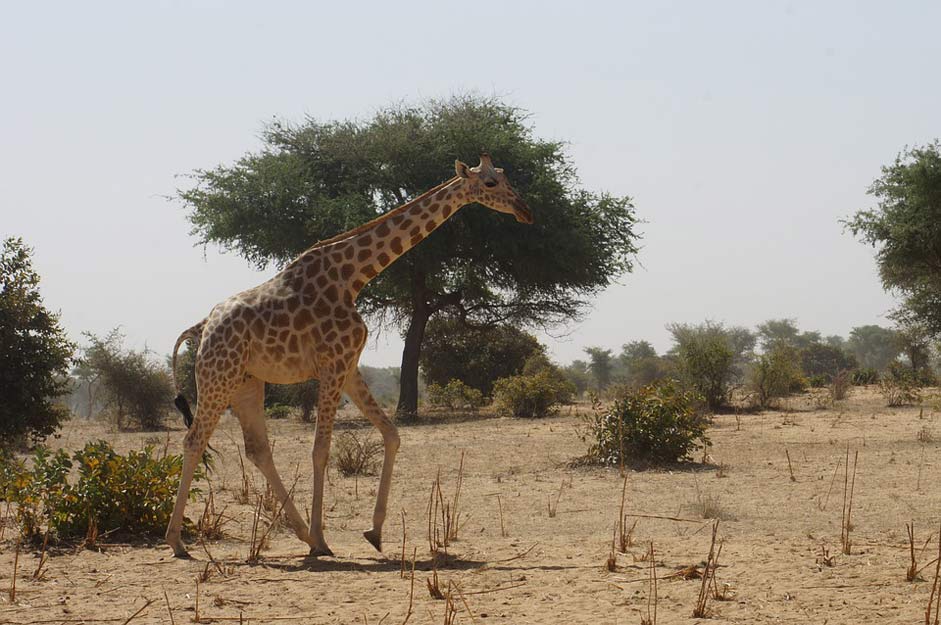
(641, 542), (658, 625)
(840, 448), (859, 555)
(334, 430), (383, 477)
(927, 521), (941, 625)
(692, 520), (721, 618)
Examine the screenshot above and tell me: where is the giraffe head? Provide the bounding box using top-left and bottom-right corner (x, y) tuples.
(454, 154), (533, 224)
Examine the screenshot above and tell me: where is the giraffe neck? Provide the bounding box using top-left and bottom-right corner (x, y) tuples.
(322, 178), (468, 296)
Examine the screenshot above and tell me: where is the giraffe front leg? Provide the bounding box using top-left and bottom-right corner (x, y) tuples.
(345, 369), (400, 552)
(309, 372), (343, 557)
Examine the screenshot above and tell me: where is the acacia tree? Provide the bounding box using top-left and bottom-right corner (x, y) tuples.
(847, 142), (941, 336)
(178, 96), (640, 418)
(0, 237), (74, 445)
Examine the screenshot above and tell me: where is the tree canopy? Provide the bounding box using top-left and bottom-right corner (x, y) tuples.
(0, 237), (74, 445)
(178, 95), (641, 416)
(847, 141), (941, 334)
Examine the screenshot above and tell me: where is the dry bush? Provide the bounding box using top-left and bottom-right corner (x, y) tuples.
(917, 426), (935, 444)
(830, 370), (852, 401)
(333, 430), (382, 477)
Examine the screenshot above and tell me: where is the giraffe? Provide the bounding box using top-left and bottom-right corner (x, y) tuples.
(165, 154), (532, 558)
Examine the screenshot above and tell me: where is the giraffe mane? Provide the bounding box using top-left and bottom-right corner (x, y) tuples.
(309, 176), (460, 250)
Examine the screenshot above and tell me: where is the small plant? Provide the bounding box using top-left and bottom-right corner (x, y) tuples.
(830, 370), (852, 402)
(333, 431), (382, 477)
(0, 441), (202, 542)
(748, 342), (805, 408)
(917, 426), (935, 444)
(585, 380), (709, 466)
(493, 369), (575, 418)
(851, 367), (879, 386)
(426, 379), (485, 412)
(808, 374), (829, 388)
(264, 404), (293, 420)
(880, 372), (922, 407)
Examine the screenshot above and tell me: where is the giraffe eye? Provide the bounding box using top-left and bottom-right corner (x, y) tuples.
(484, 179), (498, 188)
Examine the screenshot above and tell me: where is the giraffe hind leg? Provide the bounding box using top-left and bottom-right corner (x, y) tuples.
(165, 396), (227, 558)
(230, 376), (315, 550)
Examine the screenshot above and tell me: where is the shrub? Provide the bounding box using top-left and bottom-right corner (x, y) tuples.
(0, 237), (75, 446)
(880, 365), (922, 407)
(830, 370), (852, 402)
(808, 374), (829, 388)
(81, 330), (174, 430)
(493, 369), (575, 418)
(265, 380), (318, 422)
(800, 343), (857, 379)
(667, 322), (737, 412)
(265, 404), (293, 420)
(419, 318), (544, 396)
(333, 431), (382, 477)
(748, 342), (805, 408)
(0, 441), (201, 542)
(426, 379), (485, 411)
(851, 367), (880, 385)
(585, 380), (709, 466)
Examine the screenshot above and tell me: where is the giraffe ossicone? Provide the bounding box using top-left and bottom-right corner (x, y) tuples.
(165, 154), (532, 558)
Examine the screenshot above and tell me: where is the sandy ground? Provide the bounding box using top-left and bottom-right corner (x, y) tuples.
(2, 386), (941, 624)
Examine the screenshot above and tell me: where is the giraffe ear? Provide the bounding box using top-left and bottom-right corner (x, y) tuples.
(455, 160), (472, 179)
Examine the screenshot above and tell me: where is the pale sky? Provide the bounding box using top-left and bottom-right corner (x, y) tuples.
(3, 1), (939, 367)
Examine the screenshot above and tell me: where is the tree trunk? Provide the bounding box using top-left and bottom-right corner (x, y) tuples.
(396, 272), (430, 420)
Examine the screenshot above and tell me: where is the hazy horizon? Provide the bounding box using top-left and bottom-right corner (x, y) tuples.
(4, 1), (938, 368)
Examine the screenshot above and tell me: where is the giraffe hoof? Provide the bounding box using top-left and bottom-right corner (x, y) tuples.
(172, 548), (192, 559)
(309, 545), (334, 558)
(363, 529), (382, 552)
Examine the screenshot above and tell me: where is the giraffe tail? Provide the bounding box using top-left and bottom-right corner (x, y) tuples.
(171, 320), (205, 429)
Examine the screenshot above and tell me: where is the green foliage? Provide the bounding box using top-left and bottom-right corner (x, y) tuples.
(493, 369), (575, 418)
(667, 322), (737, 412)
(748, 342), (805, 408)
(808, 374), (829, 388)
(560, 360), (591, 397)
(420, 318), (542, 396)
(846, 325), (900, 372)
(584, 346), (614, 391)
(426, 379), (485, 411)
(851, 367), (880, 385)
(880, 364), (922, 406)
(0, 441), (201, 542)
(585, 380), (709, 466)
(81, 329), (174, 430)
(265, 380), (318, 422)
(177, 95), (641, 417)
(0, 237), (75, 446)
(265, 404), (293, 420)
(847, 142), (941, 334)
(616, 341), (671, 388)
(800, 342), (857, 380)
(756, 318), (821, 351)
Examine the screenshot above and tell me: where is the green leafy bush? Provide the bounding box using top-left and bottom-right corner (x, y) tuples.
(748, 342), (805, 408)
(851, 368), (880, 385)
(808, 374), (829, 388)
(493, 370), (575, 418)
(0, 441), (201, 542)
(668, 322), (737, 412)
(426, 379), (485, 411)
(880, 364), (922, 407)
(265, 404), (293, 420)
(585, 380), (709, 466)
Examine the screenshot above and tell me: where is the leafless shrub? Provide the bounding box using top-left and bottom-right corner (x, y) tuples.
(334, 430), (383, 477)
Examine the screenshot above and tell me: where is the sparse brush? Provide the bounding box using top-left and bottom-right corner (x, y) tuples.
(918, 426), (935, 444)
(840, 448), (859, 556)
(785, 448), (796, 482)
(692, 520), (721, 618)
(31, 532), (49, 581)
(442, 581), (458, 625)
(426, 559), (444, 600)
(696, 491), (731, 521)
(926, 520), (941, 625)
(830, 370), (851, 402)
(816, 544), (835, 567)
(616, 476), (636, 552)
(334, 430), (383, 477)
(641, 542), (658, 625)
(605, 524), (618, 572)
(235, 447), (253, 505)
(196, 485), (228, 541)
(426, 457), (467, 559)
(547, 478), (564, 518)
(908, 522), (920, 582)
